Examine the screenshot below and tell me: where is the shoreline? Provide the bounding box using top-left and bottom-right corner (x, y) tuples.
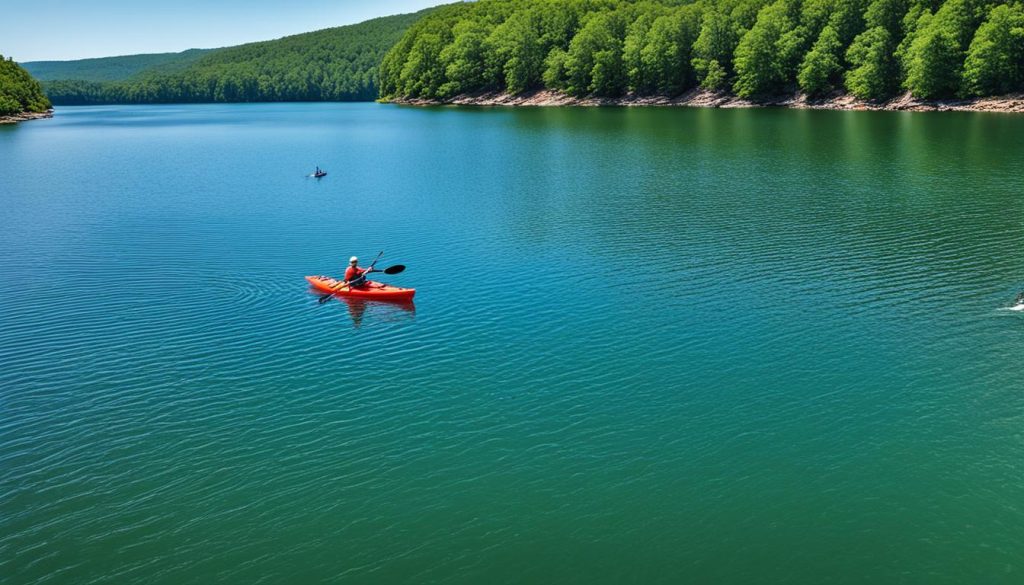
(388, 89), (1024, 113)
(0, 109), (54, 124)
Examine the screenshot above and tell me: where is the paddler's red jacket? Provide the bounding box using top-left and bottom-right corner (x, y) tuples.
(344, 265), (368, 283)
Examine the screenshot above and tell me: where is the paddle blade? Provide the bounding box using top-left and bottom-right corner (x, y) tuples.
(383, 264), (406, 275)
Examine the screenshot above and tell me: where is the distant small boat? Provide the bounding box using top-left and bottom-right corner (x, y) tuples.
(313, 166), (327, 178)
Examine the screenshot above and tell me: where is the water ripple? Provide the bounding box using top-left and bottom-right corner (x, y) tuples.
(3, 104), (1024, 585)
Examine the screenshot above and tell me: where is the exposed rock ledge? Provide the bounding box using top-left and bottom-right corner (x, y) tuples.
(388, 89), (1024, 113)
(0, 109), (54, 124)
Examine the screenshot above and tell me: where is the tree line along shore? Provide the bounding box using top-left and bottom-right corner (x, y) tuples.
(379, 0), (1024, 105)
(25, 10), (431, 106)
(0, 56), (51, 121)
(9, 0), (1024, 113)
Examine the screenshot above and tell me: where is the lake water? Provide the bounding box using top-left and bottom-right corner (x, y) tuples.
(2, 103), (1023, 584)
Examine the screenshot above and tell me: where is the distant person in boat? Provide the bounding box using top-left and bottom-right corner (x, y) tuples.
(344, 256), (369, 287)
(1016, 291), (1024, 305)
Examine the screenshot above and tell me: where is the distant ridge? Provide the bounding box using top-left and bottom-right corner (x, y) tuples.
(29, 6), (439, 105)
(22, 49), (215, 82)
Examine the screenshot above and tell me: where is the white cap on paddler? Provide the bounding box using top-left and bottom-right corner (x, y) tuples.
(349, 256), (359, 263)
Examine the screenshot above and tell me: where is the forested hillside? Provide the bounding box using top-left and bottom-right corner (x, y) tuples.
(0, 56), (51, 115)
(41, 8), (435, 105)
(379, 0), (1024, 101)
(23, 49), (214, 82)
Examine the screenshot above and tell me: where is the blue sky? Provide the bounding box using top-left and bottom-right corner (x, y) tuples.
(3, 0), (451, 62)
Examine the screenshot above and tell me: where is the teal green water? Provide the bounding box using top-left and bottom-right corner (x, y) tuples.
(2, 104), (1024, 584)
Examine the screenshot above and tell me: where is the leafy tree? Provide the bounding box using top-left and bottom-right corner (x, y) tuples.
(692, 10), (740, 88)
(799, 24), (844, 94)
(538, 0), (584, 49)
(830, 0), (871, 43)
(961, 2), (1024, 95)
(399, 30), (451, 98)
(625, 12), (660, 93)
(845, 25), (901, 98)
(487, 10), (545, 94)
(733, 0), (802, 97)
(835, 0), (907, 99)
(865, 0), (909, 34)
(591, 46), (628, 95)
(731, 0), (774, 30)
(439, 20), (491, 97)
(0, 56), (51, 115)
(902, 4), (965, 97)
(642, 6), (704, 94)
(703, 59), (730, 88)
(565, 11), (627, 95)
(543, 47), (571, 89)
(801, 0), (840, 37)
(795, 0), (869, 96)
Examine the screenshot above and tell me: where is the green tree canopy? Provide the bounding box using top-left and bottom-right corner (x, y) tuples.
(32, 0), (1024, 105)
(43, 8), (435, 105)
(961, 2), (1024, 95)
(799, 24), (845, 94)
(692, 9), (742, 89)
(732, 0), (803, 97)
(845, 25), (901, 98)
(0, 56), (51, 115)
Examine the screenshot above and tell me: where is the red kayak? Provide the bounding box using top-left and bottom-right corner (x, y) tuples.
(306, 275), (415, 301)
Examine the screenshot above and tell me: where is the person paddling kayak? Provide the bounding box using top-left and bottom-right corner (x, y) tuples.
(344, 256), (369, 288)
(309, 251), (414, 303)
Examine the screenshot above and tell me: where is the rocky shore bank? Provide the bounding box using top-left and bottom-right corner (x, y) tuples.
(0, 109), (54, 124)
(389, 89), (1024, 113)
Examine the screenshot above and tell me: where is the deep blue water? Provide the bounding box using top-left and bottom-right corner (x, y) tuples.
(2, 103), (1024, 584)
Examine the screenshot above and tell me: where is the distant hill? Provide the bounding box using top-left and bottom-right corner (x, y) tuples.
(1, 56), (51, 116)
(35, 7), (438, 105)
(22, 49), (215, 82)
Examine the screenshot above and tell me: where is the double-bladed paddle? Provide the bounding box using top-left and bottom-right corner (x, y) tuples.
(317, 259), (406, 304)
(318, 250), (383, 303)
